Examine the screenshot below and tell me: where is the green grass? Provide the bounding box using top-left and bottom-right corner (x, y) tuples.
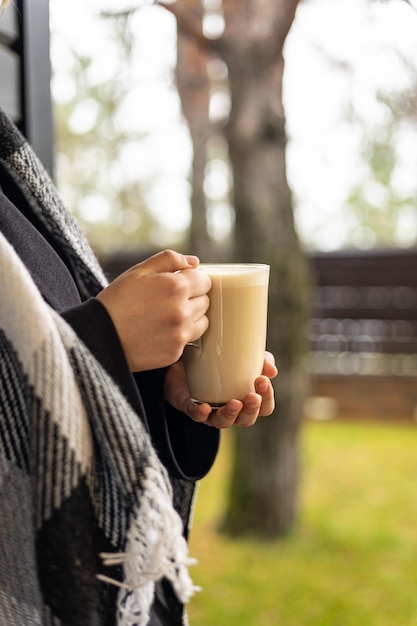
(187, 420), (417, 625)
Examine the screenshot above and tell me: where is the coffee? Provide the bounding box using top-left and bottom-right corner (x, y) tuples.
(183, 264), (270, 407)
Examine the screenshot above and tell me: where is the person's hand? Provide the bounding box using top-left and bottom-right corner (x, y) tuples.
(164, 352), (278, 428)
(96, 250), (211, 372)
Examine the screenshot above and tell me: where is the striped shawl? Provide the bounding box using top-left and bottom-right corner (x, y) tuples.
(0, 109), (197, 626)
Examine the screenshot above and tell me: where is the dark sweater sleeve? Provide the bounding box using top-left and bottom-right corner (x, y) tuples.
(134, 369), (220, 481)
(61, 298), (145, 418)
(61, 298), (219, 481)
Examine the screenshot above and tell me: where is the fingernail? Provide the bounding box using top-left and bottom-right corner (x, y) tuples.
(249, 394), (262, 409)
(257, 379), (269, 393)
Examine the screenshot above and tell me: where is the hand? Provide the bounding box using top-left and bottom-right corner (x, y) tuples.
(164, 352), (278, 428)
(96, 250), (211, 372)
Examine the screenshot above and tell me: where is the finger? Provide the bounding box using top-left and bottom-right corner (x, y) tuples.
(265, 351), (275, 365)
(184, 254), (200, 268)
(187, 402), (213, 423)
(188, 312), (209, 344)
(137, 249), (200, 276)
(234, 393), (262, 427)
(188, 293), (210, 320)
(165, 362), (213, 420)
(171, 383), (210, 422)
(254, 376), (275, 416)
(182, 268), (212, 297)
(262, 360), (277, 379)
(263, 352), (278, 376)
(204, 400), (244, 428)
(189, 400), (243, 428)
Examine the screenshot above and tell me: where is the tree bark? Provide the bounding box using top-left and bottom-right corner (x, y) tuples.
(163, 0), (313, 537)
(219, 0), (313, 537)
(176, 24), (214, 258)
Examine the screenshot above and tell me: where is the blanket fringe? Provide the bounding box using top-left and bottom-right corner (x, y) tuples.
(97, 466), (200, 626)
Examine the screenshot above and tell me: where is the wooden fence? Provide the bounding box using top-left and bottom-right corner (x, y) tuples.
(308, 248), (417, 420)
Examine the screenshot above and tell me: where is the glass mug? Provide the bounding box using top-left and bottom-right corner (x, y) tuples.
(183, 263), (270, 408)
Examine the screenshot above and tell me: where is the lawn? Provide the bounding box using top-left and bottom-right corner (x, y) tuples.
(186, 420), (417, 626)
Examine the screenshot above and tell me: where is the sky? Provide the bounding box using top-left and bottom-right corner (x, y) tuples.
(49, 0), (417, 251)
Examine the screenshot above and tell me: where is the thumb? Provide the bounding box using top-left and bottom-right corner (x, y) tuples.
(139, 249), (200, 275)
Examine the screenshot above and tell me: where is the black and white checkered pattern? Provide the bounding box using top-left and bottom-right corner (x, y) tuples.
(0, 108), (197, 626)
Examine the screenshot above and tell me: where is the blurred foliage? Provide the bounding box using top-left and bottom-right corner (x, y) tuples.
(52, 2), (417, 256)
(343, 55), (417, 249)
(53, 11), (165, 258)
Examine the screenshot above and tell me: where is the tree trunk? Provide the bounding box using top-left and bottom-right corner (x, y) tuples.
(176, 27), (214, 259)
(220, 0), (313, 537)
(164, 0), (313, 537)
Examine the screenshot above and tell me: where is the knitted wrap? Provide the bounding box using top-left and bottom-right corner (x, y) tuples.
(0, 109), (197, 626)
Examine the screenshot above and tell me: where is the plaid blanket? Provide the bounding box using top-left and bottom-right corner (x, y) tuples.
(0, 109), (197, 626)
